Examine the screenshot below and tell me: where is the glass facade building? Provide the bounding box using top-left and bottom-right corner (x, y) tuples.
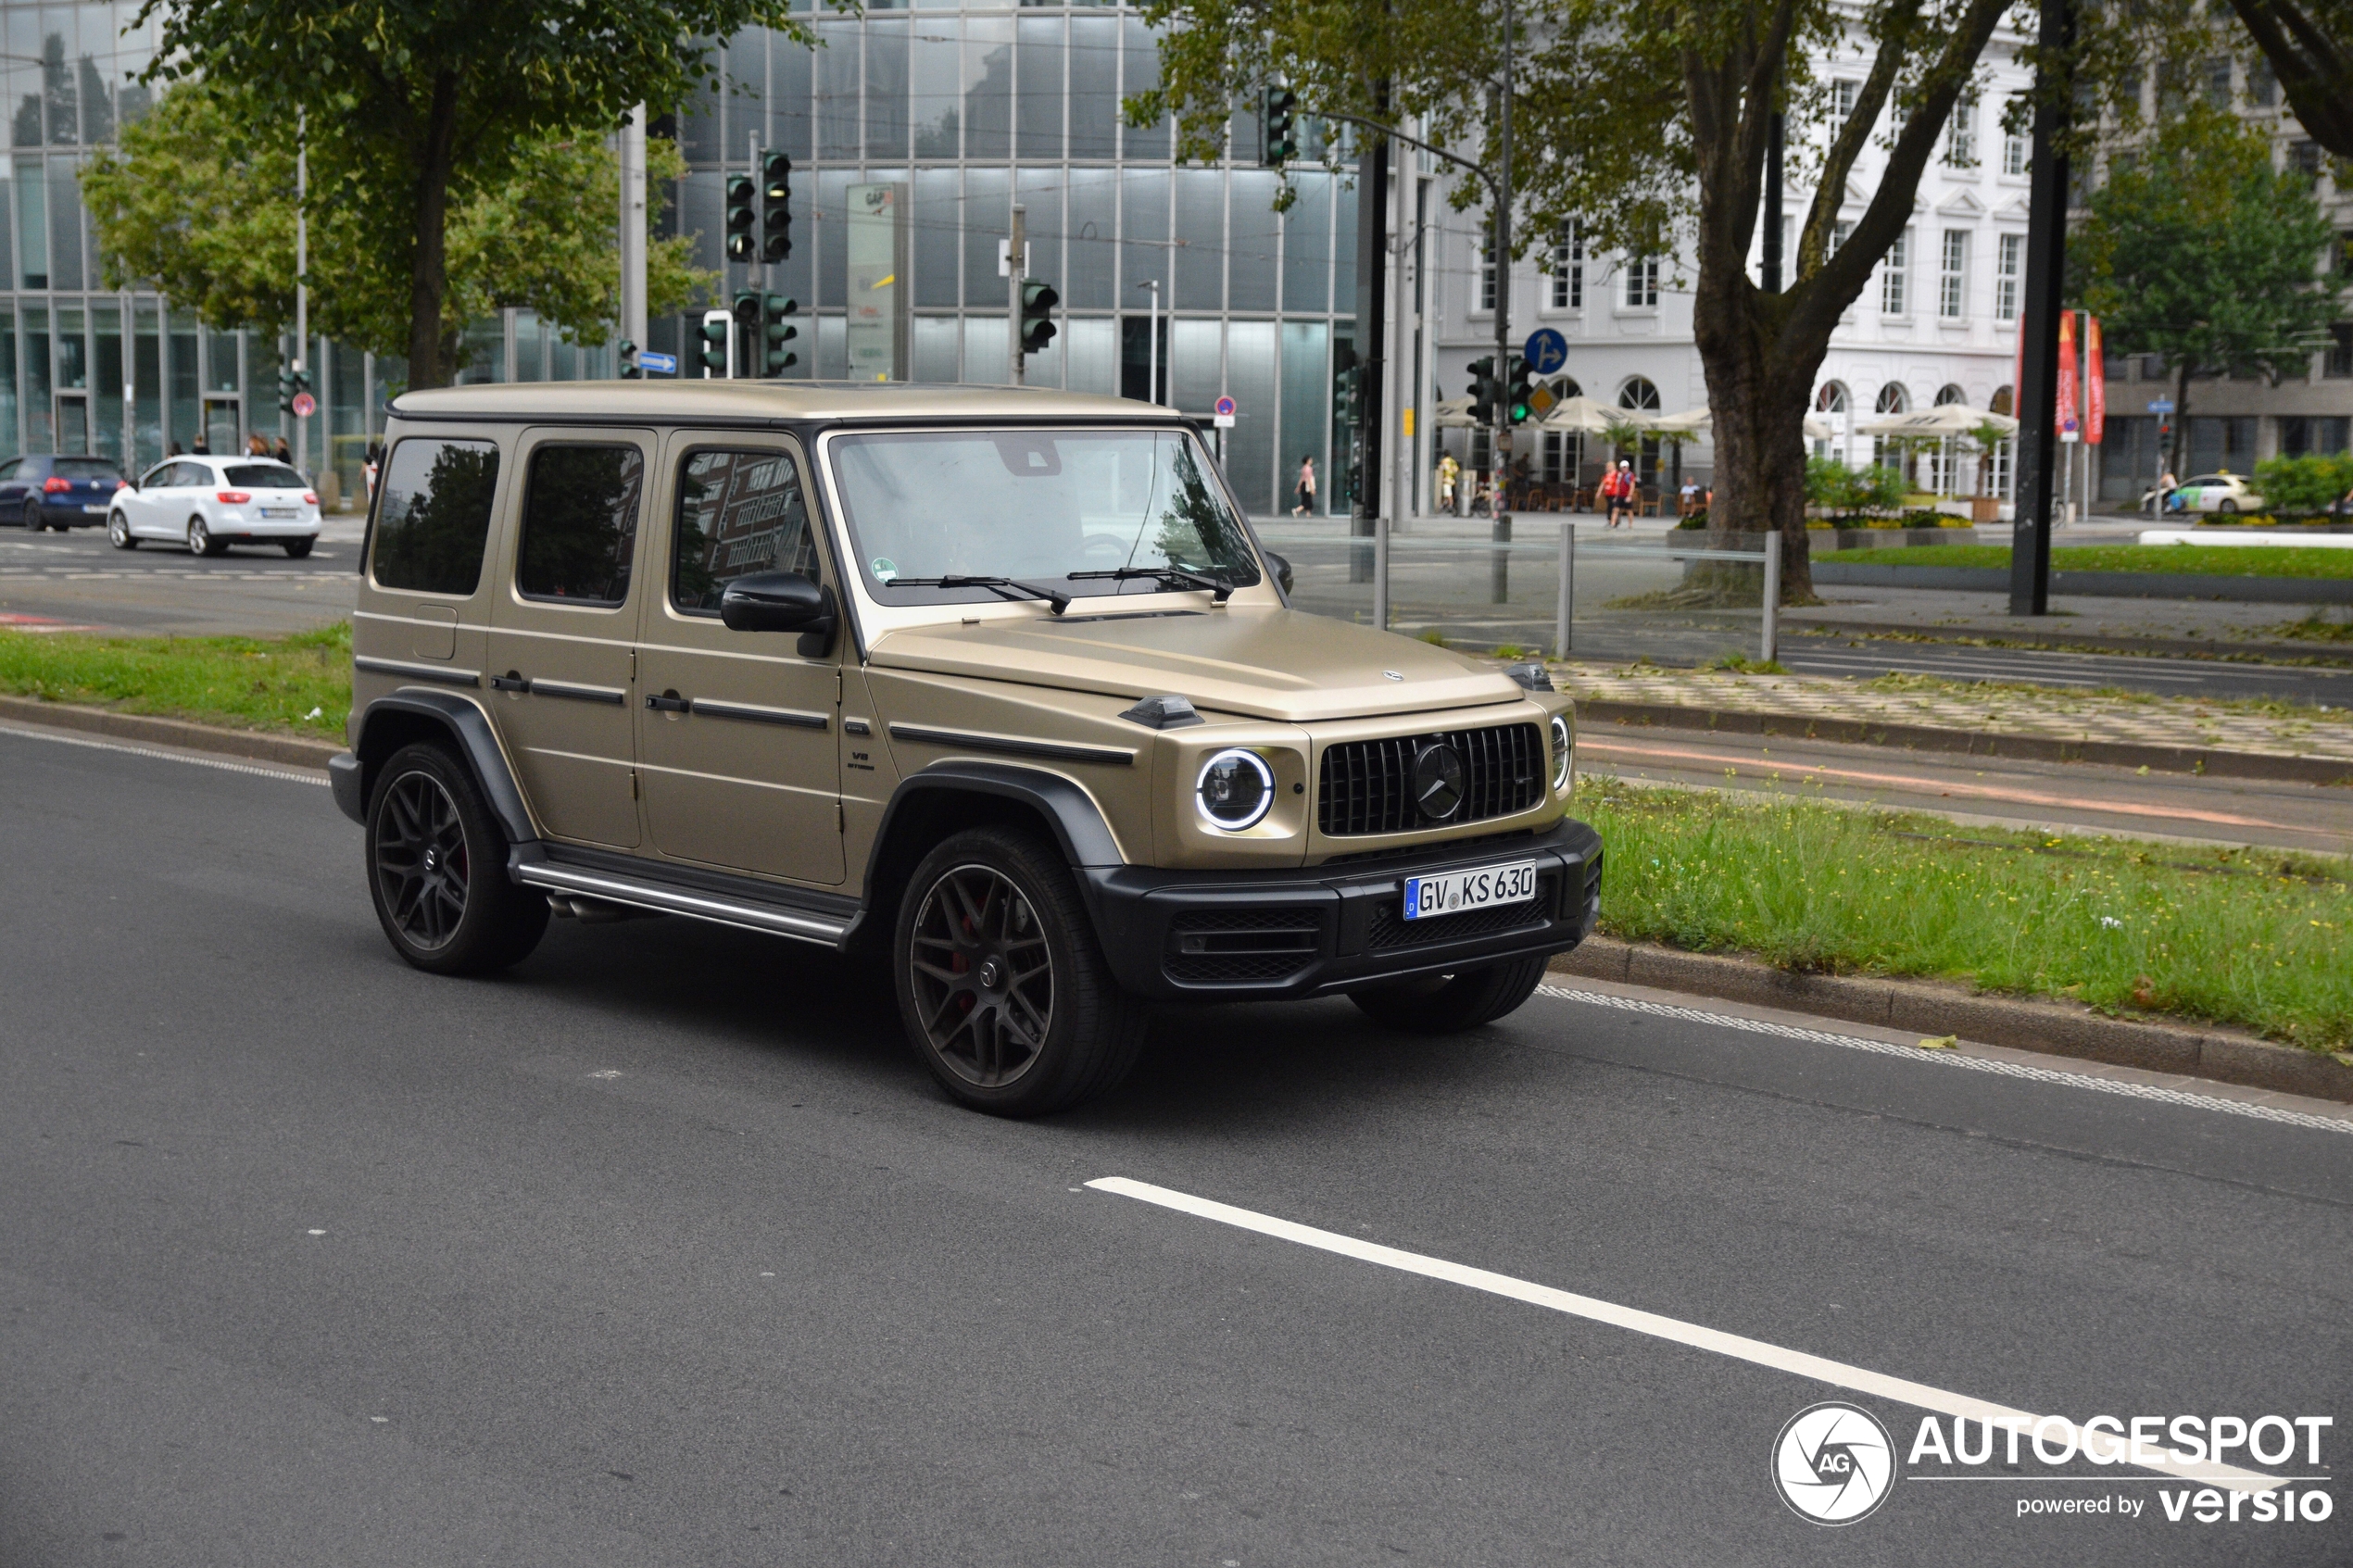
(3, 0), (1361, 518)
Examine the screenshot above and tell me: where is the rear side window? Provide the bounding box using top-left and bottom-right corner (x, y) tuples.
(55, 458), (122, 481)
(371, 438), (501, 596)
(516, 444), (644, 607)
(225, 463), (303, 488)
(671, 449), (817, 614)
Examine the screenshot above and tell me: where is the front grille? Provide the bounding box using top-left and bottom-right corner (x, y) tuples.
(1318, 722), (1545, 837)
(1164, 907), (1323, 985)
(1365, 872), (1557, 949)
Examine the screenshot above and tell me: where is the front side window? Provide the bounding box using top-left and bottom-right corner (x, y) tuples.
(829, 427), (1262, 608)
(516, 444), (644, 607)
(673, 448), (819, 614)
(371, 437), (501, 596)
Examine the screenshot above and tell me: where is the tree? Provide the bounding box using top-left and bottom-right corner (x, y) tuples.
(1135, 0), (2217, 600)
(131, 0), (806, 389)
(2224, 0), (2353, 160)
(82, 83), (711, 376)
(2070, 107), (2339, 479)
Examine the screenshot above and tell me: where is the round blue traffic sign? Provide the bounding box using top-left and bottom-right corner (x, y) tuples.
(1214, 395), (1236, 417)
(1523, 328), (1568, 376)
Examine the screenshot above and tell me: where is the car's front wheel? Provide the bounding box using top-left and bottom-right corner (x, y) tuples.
(1350, 955), (1549, 1034)
(894, 826), (1144, 1116)
(2217, 499), (2238, 514)
(365, 742), (549, 976)
(187, 515), (225, 556)
(108, 511), (137, 549)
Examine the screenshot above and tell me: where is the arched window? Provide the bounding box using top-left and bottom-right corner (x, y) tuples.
(1541, 379), (1586, 484)
(1617, 376), (1662, 412)
(1817, 382), (1849, 413)
(1934, 383), (1966, 406)
(1875, 383), (1910, 414)
(1987, 386), (2016, 497)
(1989, 385), (2013, 416)
(1814, 383), (1849, 459)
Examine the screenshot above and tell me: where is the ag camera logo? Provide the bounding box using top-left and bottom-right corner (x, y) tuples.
(1773, 1401), (1897, 1524)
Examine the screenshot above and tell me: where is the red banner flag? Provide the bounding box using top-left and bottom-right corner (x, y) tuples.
(2085, 316), (2105, 445)
(2056, 312), (2079, 438)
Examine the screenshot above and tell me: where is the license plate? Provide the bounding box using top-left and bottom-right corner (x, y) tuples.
(82, 504), (107, 513)
(1403, 860), (1540, 921)
(260, 507), (297, 518)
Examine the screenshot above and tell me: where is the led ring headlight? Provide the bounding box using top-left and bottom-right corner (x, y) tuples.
(1549, 713), (1573, 793)
(1195, 747), (1276, 831)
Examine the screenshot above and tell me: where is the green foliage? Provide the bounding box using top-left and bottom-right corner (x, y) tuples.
(1578, 777), (2352, 1049)
(1805, 458), (1906, 519)
(2070, 108), (2341, 431)
(0, 624), (351, 735)
(1817, 543), (2353, 578)
(82, 82), (711, 369)
(2252, 453), (2353, 516)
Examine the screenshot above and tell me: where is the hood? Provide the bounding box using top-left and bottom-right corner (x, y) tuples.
(866, 607), (1522, 723)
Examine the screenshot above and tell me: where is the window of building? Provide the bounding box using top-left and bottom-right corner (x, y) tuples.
(1622, 255), (1659, 309)
(2280, 415), (2352, 455)
(1830, 219), (1853, 256)
(1479, 239), (1496, 313)
(2249, 56), (2277, 107)
(517, 444), (645, 607)
(2205, 58), (2234, 106)
(2291, 140), (2322, 178)
(1943, 89), (1977, 167)
(1995, 232), (2024, 320)
(1832, 80), (1860, 129)
(371, 438), (502, 596)
(1551, 221), (1583, 310)
(1881, 227), (1910, 316)
(2002, 109), (2029, 177)
(672, 449), (818, 614)
(2327, 323), (2353, 379)
(1939, 230), (1968, 319)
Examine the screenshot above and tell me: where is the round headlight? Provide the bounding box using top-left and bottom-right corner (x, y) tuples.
(1549, 713), (1573, 793)
(1196, 747), (1275, 831)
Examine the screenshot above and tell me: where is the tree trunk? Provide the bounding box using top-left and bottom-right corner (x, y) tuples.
(2170, 360), (2192, 478)
(1691, 265), (1825, 603)
(405, 74), (461, 389)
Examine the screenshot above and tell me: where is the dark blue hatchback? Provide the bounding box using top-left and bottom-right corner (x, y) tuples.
(0, 454), (130, 532)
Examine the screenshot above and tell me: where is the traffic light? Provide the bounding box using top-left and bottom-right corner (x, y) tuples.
(761, 152), (793, 263)
(761, 293), (799, 375)
(1262, 87), (1298, 167)
(1466, 356), (1501, 425)
(698, 308), (731, 374)
(1331, 345), (1359, 429)
(725, 173), (757, 264)
(618, 339), (640, 379)
(1018, 277), (1059, 357)
(273, 364), (312, 414)
(1506, 356), (1534, 424)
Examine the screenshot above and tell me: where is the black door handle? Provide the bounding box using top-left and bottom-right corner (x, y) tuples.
(490, 671), (530, 693)
(647, 690), (691, 713)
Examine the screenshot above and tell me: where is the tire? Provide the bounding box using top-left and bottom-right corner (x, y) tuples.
(2217, 499), (2237, 515)
(108, 511), (137, 549)
(1349, 954), (1550, 1034)
(187, 515), (225, 557)
(894, 826), (1145, 1116)
(283, 536), (315, 558)
(22, 499), (43, 533)
(364, 742), (549, 976)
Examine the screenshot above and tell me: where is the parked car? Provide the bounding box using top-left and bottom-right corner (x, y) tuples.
(0, 454), (130, 531)
(2142, 471), (2266, 515)
(332, 382), (1603, 1116)
(109, 456), (321, 557)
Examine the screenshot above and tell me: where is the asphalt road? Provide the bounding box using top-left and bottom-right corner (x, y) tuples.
(0, 522), (359, 636)
(1778, 633), (2353, 705)
(4, 723), (2348, 1566)
(1579, 726), (2353, 857)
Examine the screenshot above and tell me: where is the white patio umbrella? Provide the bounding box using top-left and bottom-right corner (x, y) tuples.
(1540, 395), (1650, 435)
(1642, 406), (1839, 441)
(1851, 405), (2018, 496)
(1430, 395), (1480, 429)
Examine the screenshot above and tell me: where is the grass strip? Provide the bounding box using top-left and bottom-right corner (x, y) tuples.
(1574, 775), (2352, 1052)
(0, 622), (351, 738)
(1814, 544), (2353, 579)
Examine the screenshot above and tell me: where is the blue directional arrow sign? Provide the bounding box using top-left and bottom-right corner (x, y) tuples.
(638, 350), (680, 376)
(1522, 328), (1568, 376)
(2145, 398), (2174, 415)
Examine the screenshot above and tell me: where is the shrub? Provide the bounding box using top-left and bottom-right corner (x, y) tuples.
(2252, 453), (2353, 516)
(1805, 457), (1907, 519)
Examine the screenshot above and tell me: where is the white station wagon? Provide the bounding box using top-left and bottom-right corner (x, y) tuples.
(108, 456), (322, 558)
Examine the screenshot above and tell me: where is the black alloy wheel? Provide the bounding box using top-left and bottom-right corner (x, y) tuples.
(894, 827), (1144, 1116)
(22, 498), (42, 532)
(364, 743), (548, 975)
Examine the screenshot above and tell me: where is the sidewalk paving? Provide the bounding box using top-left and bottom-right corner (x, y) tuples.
(1552, 659), (2353, 764)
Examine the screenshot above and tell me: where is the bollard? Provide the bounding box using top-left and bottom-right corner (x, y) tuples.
(1761, 530), (1780, 664)
(1554, 521), (1573, 658)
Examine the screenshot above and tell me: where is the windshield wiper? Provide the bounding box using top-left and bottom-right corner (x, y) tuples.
(1066, 565), (1237, 601)
(889, 574), (1071, 615)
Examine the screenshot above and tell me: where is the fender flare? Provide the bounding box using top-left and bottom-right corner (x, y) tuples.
(346, 689), (538, 847)
(864, 759), (1126, 884)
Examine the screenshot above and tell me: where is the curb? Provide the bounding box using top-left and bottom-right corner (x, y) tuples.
(1810, 563), (2353, 604)
(0, 696), (341, 769)
(1571, 696), (2353, 786)
(1549, 936), (2353, 1104)
(1776, 619), (2353, 668)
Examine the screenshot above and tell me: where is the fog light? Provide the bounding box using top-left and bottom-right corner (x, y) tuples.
(1550, 714), (1573, 792)
(1196, 747), (1275, 830)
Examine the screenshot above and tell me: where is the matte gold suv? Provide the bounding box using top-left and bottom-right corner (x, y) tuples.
(331, 383), (1602, 1114)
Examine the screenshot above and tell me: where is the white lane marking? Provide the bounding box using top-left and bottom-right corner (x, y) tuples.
(0, 720), (330, 785)
(1537, 985), (2353, 1136)
(1086, 1176), (2284, 1493)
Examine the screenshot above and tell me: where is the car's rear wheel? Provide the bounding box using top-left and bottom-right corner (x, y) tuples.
(283, 535), (315, 558)
(21, 499), (43, 533)
(1350, 955), (1549, 1034)
(366, 742), (548, 976)
(894, 826), (1144, 1116)
(187, 515), (225, 557)
(107, 511), (136, 549)
(2218, 499), (2238, 514)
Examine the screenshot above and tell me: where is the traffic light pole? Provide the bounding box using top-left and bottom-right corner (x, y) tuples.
(1008, 205), (1026, 386)
(1490, 0), (1515, 591)
(2008, 0), (2073, 615)
(295, 107), (307, 477)
(621, 107), (647, 370)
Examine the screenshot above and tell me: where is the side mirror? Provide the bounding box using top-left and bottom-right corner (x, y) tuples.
(1262, 549), (1293, 596)
(720, 571), (837, 658)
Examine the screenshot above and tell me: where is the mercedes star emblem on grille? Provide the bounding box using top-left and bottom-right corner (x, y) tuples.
(1412, 741), (1466, 820)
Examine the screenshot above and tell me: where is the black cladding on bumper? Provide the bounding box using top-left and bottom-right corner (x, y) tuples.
(1082, 817), (1603, 1001)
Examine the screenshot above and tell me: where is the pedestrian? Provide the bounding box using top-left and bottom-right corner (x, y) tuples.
(1604, 459), (1636, 528)
(1437, 452), (1459, 514)
(364, 441), (383, 502)
(2155, 468), (2178, 517)
(191, 433), (209, 455)
(1680, 476), (1702, 518)
(272, 436), (292, 466)
(167, 441), (182, 458)
(246, 433), (270, 458)
(1291, 454), (1317, 517)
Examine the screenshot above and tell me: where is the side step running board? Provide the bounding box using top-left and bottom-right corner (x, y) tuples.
(512, 854), (852, 948)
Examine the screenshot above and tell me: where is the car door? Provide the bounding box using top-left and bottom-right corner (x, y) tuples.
(484, 428), (654, 849)
(127, 461), (176, 534)
(0, 458), (23, 521)
(635, 435), (845, 885)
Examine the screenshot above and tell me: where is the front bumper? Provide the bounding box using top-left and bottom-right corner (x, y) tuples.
(1084, 817), (1603, 1002)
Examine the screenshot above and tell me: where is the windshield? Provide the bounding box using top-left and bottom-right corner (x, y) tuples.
(828, 428), (1261, 607)
(226, 463), (306, 489)
(55, 458), (123, 481)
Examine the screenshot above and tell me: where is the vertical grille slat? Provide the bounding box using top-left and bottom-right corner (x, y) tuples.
(1317, 721), (1546, 837)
